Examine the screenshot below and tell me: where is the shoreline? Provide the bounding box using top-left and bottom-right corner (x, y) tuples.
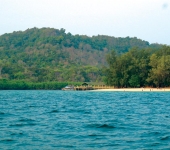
(92, 88), (170, 92)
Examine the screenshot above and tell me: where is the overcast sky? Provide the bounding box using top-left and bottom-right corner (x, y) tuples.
(0, 0), (170, 45)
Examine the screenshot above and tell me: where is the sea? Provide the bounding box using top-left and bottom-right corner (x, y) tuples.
(0, 90), (170, 149)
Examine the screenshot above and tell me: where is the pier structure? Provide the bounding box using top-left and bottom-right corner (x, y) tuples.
(74, 85), (114, 91)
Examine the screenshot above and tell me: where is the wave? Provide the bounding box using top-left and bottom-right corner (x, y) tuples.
(97, 124), (116, 129)
(50, 110), (59, 113)
(9, 123), (36, 127)
(19, 118), (35, 122)
(160, 136), (169, 141)
(0, 111), (5, 115)
(88, 134), (105, 137)
(1, 139), (14, 142)
(10, 132), (23, 136)
(86, 123), (115, 129)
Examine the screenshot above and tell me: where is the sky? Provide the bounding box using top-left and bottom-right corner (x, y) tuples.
(0, 0), (170, 45)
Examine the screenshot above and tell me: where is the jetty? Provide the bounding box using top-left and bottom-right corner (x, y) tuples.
(74, 82), (114, 91)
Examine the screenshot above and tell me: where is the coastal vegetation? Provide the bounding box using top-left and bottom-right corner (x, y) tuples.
(104, 46), (170, 87)
(0, 27), (169, 89)
(0, 79), (81, 90)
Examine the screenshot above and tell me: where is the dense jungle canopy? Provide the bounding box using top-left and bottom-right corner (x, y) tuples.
(104, 46), (170, 87)
(0, 27), (167, 87)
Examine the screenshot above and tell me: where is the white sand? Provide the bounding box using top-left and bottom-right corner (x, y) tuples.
(92, 88), (170, 92)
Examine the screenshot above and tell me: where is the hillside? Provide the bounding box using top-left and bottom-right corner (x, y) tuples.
(0, 27), (162, 82)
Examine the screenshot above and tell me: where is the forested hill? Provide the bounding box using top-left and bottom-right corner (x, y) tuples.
(0, 27), (162, 82)
(0, 27), (161, 54)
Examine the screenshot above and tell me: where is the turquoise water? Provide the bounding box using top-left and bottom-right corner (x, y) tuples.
(0, 90), (170, 149)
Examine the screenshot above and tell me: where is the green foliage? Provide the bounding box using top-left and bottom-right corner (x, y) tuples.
(147, 46), (170, 87)
(0, 27), (163, 85)
(0, 79), (82, 90)
(129, 75), (140, 87)
(104, 46), (170, 87)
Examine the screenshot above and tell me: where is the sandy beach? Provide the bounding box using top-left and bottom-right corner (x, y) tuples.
(93, 88), (170, 92)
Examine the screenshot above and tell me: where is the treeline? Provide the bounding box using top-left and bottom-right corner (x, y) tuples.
(0, 27), (162, 83)
(104, 46), (170, 87)
(0, 79), (82, 90)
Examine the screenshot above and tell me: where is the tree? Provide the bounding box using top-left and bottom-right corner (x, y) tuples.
(129, 75), (140, 87)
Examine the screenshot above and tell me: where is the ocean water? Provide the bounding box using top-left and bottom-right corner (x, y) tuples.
(0, 90), (170, 149)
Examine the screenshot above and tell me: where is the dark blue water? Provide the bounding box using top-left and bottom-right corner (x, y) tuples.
(0, 91), (170, 149)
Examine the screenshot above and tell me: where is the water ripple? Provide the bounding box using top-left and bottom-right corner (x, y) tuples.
(0, 90), (170, 149)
